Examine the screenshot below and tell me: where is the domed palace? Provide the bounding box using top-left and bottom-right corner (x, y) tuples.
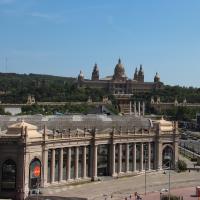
(77, 58), (163, 94)
(77, 59), (163, 113)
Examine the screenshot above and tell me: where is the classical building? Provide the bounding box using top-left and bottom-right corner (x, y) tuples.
(150, 96), (200, 113)
(77, 59), (163, 94)
(0, 115), (179, 199)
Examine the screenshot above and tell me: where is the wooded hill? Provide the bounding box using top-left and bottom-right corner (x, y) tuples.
(0, 73), (200, 104)
(0, 72), (200, 119)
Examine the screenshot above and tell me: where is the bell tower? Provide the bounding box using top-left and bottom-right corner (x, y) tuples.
(91, 63), (99, 81)
(137, 64), (144, 82)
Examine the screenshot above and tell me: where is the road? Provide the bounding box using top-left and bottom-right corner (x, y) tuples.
(180, 139), (200, 154)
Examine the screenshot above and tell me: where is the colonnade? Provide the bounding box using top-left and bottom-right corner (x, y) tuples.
(112, 142), (153, 176)
(129, 101), (145, 116)
(45, 142), (156, 185)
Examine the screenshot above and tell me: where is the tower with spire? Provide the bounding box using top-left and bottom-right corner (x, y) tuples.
(133, 67), (138, 81)
(137, 64), (144, 82)
(91, 63), (99, 81)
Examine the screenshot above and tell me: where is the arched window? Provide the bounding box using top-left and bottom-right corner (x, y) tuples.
(162, 146), (173, 168)
(1, 159), (16, 191)
(29, 158), (41, 189)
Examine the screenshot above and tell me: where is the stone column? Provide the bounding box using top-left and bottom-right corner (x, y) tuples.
(140, 143), (143, 171)
(75, 147), (79, 179)
(111, 143), (116, 176)
(82, 146), (87, 178)
(174, 141), (179, 169)
(129, 101), (132, 115)
(133, 143), (136, 172)
(126, 143), (129, 172)
(67, 147), (71, 180)
(42, 149), (48, 187)
(134, 101), (137, 116)
(92, 145), (98, 180)
(118, 143), (122, 173)
(59, 148), (63, 182)
(142, 102), (145, 116)
(51, 149), (55, 183)
(148, 143), (151, 170)
(156, 141), (163, 170)
(138, 101), (141, 116)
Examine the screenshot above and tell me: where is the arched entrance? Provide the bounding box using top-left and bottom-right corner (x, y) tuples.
(29, 158), (41, 189)
(1, 159), (16, 191)
(162, 145), (173, 168)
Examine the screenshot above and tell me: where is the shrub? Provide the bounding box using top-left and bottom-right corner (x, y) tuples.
(161, 194), (180, 200)
(177, 159), (187, 171)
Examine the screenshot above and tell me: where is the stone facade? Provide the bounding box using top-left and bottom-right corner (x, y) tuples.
(151, 96), (200, 113)
(77, 59), (163, 94)
(0, 115), (179, 200)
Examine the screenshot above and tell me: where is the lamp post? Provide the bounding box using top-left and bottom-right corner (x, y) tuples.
(163, 159), (171, 200)
(144, 144), (148, 196)
(168, 161), (171, 200)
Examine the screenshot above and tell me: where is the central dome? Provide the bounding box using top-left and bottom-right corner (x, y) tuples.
(113, 58), (125, 80)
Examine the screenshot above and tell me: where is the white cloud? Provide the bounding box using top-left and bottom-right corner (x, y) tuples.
(30, 11), (66, 23)
(30, 12), (52, 20)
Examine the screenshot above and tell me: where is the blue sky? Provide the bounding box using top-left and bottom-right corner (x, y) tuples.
(0, 0), (200, 87)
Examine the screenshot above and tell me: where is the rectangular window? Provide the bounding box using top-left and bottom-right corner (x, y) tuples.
(47, 150), (52, 183)
(122, 144), (126, 172)
(86, 146), (90, 177)
(63, 148), (68, 180)
(79, 146), (83, 178)
(115, 144), (119, 173)
(71, 147), (75, 179)
(151, 142), (155, 169)
(143, 143), (148, 170)
(136, 143), (140, 171)
(129, 144), (133, 171)
(55, 149), (60, 182)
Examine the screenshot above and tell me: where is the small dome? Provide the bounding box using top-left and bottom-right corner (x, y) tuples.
(155, 72), (160, 78)
(8, 120), (37, 130)
(154, 72), (160, 82)
(79, 70), (84, 77)
(155, 117), (173, 132)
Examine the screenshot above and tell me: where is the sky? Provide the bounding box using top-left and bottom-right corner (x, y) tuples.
(0, 0), (200, 87)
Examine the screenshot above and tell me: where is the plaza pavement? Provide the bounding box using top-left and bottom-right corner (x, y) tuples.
(142, 187), (199, 200)
(41, 170), (200, 200)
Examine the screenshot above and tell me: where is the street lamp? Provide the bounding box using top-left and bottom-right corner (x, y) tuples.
(163, 160), (171, 200)
(168, 161), (171, 200)
(144, 144), (148, 196)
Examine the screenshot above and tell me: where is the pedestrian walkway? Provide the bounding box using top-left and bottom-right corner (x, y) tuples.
(41, 171), (200, 200)
(142, 187), (198, 200)
(179, 154), (196, 168)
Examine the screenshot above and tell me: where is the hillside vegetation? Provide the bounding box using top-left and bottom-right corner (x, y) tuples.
(0, 73), (200, 119)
